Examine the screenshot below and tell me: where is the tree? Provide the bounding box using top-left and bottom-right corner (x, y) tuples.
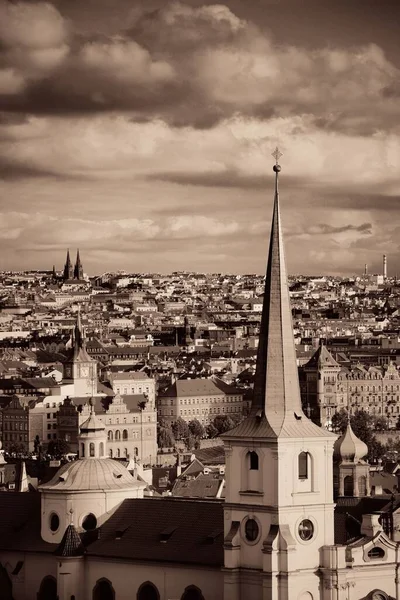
(157, 426), (175, 449)
(206, 423), (219, 439)
(188, 419), (205, 440)
(47, 439), (70, 459)
(171, 417), (190, 441)
(373, 416), (389, 432)
(212, 415), (235, 435)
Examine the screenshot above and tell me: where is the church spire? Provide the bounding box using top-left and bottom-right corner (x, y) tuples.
(224, 149), (331, 440)
(250, 148), (306, 434)
(74, 249), (83, 280)
(63, 249), (73, 281)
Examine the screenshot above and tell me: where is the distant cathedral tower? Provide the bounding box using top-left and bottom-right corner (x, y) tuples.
(74, 249), (84, 280)
(63, 249), (74, 281)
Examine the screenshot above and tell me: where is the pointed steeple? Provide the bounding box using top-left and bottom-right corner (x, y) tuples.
(249, 151), (305, 434)
(223, 150), (332, 440)
(63, 249), (73, 281)
(72, 307), (91, 362)
(74, 249), (83, 280)
(55, 524), (85, 557)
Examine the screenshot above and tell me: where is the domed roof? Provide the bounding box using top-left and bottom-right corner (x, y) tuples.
(333, 421), (368, 463)
(39, 458), (144, 493)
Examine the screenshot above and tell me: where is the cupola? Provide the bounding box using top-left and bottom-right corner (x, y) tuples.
(78, 398), (107, 459)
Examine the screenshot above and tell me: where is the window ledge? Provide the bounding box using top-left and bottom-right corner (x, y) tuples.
(292, 491), (320, 496)
(239, 490), (264, 497)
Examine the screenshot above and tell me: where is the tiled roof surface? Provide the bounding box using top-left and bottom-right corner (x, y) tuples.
(221, 414), (335, 440)
(194, 445), (225, 465)
(86, 497), (224, 566)
(160, 379), (224, 398)
(39, 459), (144, 492)
(334, 496), (391, 545)
(109, 372), (149, 381)
(0, 492), (56, 553)
(172, 474), (224, 499)
(55, 524), (85, 557)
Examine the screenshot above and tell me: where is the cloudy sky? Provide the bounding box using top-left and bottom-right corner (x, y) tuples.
(0, 0), (399, 276)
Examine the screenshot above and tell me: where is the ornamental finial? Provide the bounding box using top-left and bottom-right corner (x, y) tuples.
(272, 147), (283, 173)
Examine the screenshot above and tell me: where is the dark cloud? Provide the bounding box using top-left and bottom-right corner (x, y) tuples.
(0, 1), (398, 134)
(308, 222), (373, 235)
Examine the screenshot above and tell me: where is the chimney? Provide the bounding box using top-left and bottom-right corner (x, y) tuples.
(360, 513), (382, 537)
(383, 254), (387, 279)
(364, 263), (368, 276)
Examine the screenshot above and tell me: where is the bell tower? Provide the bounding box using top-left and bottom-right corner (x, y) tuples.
(222, 150), (337, 600)
(63, 309), (97, 396)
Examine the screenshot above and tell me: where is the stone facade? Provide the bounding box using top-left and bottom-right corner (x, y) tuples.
(301, 346), (400, 429)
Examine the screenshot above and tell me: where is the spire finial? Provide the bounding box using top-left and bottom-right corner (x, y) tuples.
(89, 397), (95, 414)
(272, 147), (282, 193)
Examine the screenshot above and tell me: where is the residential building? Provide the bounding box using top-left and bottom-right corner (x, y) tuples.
(158, 377), (243, 425)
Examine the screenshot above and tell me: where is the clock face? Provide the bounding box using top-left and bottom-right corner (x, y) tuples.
(298, 519), (314, 541)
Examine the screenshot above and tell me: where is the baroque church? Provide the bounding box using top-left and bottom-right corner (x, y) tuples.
(0, 158), (398, 600)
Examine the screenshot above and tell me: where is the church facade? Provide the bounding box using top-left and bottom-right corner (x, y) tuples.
(0, 158), (398, 600)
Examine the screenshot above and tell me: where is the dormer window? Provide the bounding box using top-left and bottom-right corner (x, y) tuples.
(298, 452), (308, 480)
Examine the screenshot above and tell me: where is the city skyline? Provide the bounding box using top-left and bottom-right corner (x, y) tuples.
(0, 0), (399, 276)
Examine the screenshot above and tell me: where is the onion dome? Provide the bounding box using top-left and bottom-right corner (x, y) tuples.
(333, 420), (368, 463)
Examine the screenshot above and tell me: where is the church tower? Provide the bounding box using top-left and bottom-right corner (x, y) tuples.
(222, 150), (337, 600)
(63, 249), (73, 281)
(73, 249), (84, 280)
(63, 310), (97, 396)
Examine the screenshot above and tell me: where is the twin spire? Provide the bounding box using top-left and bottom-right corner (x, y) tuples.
(63, 249), (84, 281)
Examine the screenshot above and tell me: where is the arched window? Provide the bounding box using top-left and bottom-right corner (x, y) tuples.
(115, 430), (121, 441)
(38, 576), (57, 600)
(109, 449), (113, 458)
(89, 442), (95, 457)
(107, 431), (113, 441)
(122, 429), (128, 440)
(248, 451), (259, 470)
(99, 442), (104, 457)
(117, 448), (120, 458)
(344, 475), (354, 496)
(81, 443), (85, 458)
(358, 475), (367, 496)
(181, 586), (205, 600)
(137, 581), (160, 600)
(134, 447), (139, 456)
(298, 452), (308, 480)
(93, 578), (115, 600)
(124, 448), (128, 457)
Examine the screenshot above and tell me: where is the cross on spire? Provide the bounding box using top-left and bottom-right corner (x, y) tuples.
(272, 146), (283, 165)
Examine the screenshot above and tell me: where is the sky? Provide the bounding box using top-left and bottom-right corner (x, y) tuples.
(0, 0), (399, 276)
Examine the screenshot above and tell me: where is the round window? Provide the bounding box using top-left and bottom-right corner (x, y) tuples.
(82, 513), (97, 531)
(245, 519), (259, 542)
(49, 512), (60, 532)
(298, 519), (314, 541)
